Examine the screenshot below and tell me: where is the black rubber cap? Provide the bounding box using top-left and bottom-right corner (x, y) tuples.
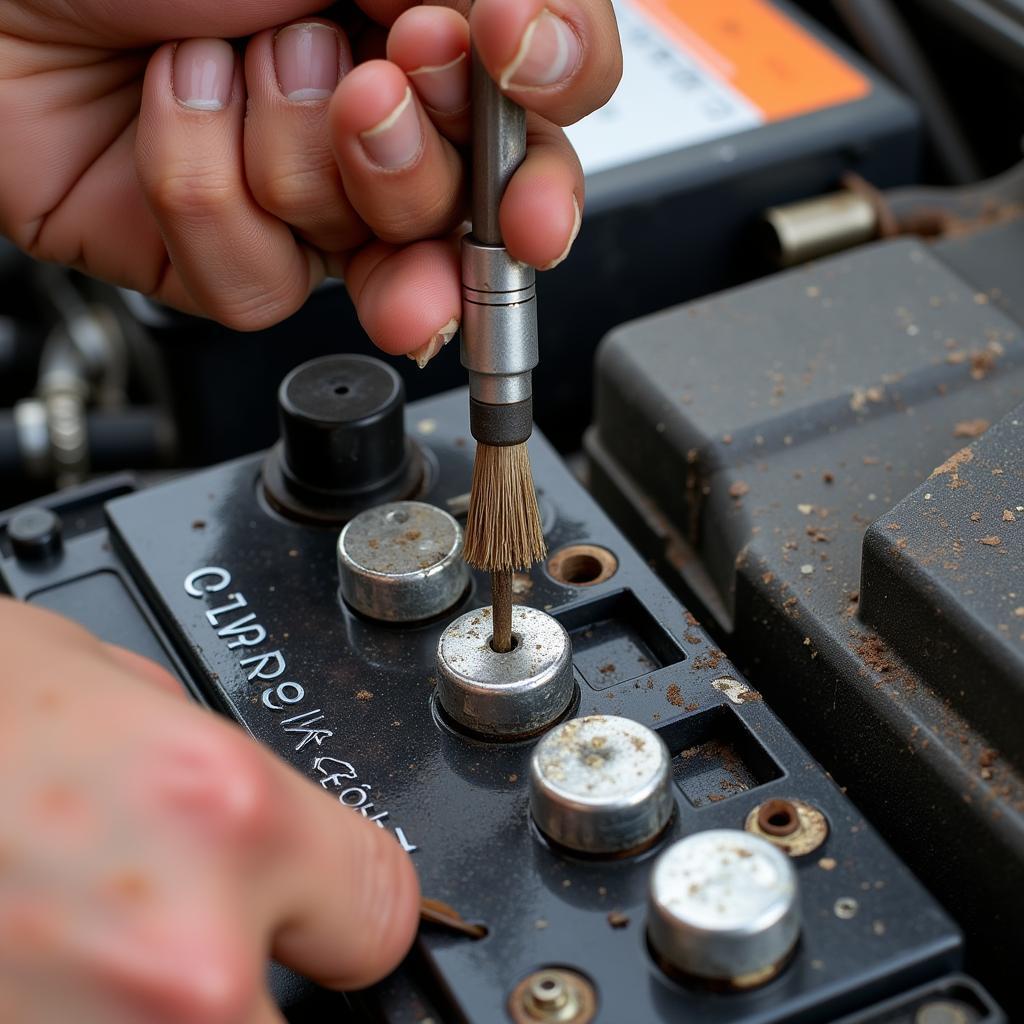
(470, 397), (533, 446)
(263, 355), (422, 523)
(9, 506), (63, 561)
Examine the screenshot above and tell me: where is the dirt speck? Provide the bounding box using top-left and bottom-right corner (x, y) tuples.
(970, 349), (998, 380)
(979, 535), (1001, 547)
(511, 573), (534, 603)
(953, 418), (990, 438)
(355, 690), (374, 701)
(729, 480), (750, 499)
(607, 911), (630, 929)
(1003, 509), (1016, 523)
(929, 446), (973, 489)
(855, 634), (894, 674)
(693, 649), (724, 672)
(666, 684), (685, 707)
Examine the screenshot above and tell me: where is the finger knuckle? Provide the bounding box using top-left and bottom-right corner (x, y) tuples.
(251, 162), (333, 223)
(211, 281), (308, 332)
(146, 167), (237, 221)
(153, 725), (279, 844)
(375, 191), (458, 245)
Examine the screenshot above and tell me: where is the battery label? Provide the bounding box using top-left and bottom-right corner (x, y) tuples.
(567, 0), (871, 176)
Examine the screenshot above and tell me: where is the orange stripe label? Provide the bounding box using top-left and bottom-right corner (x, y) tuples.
(630, 0), (871, 120)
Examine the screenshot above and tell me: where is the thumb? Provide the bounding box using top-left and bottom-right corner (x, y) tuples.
(261, 757), (421, 990)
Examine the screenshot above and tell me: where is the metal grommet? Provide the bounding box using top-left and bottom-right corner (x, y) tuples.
(508, 968), (597, 1024)
(547, 544), (617, 587)
(745, 798), (828, 856)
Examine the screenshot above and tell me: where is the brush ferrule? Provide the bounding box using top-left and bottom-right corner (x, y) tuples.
(469, 395), (533, 446)
(461, 236), (538, 395)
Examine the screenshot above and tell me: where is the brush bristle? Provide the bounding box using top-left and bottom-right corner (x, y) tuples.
(463, 442), (547, 571)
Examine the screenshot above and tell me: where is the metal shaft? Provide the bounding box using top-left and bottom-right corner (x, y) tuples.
(490, 569), (513, 652)
(467, 41), (534, 645)
(462, 48), (539, 445)
(471, 47), (527, 245)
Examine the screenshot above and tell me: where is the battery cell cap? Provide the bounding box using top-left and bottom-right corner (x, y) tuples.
(529, 715), (673, 855)
(436, 605), (574, 739)
(647, 829), (799, 987)
(263, 355), (421, 523)
(338, 501), (468, 623)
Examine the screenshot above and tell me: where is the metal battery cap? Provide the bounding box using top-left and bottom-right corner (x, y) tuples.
(338, 501), (468, 622)
(436, 605), (574, 739)
(529, 715), (673, 855)
(647, 829), (800, 986)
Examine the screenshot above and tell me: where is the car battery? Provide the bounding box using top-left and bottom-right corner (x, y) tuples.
(0, 355), (1003, 1022)
(127, 0), (920, 460)
(586, 215), (1024, 1016)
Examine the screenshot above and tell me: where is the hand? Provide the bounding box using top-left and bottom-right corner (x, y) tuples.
(0, 1), (621, 365)
(0, 599), (419, 1024)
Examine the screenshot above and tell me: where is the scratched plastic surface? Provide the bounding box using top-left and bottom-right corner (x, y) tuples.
(6, 390), (961, 1022)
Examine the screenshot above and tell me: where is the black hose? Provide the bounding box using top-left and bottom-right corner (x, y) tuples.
(833, 0), (982, 184)
(0, 408), (170, 480)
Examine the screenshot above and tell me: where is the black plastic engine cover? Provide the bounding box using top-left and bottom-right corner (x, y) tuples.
(587, 235), (1024, 1017)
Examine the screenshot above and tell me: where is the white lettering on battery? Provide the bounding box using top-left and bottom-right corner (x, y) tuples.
(184, 566), (418, 852)
(281, 708), (333, 751)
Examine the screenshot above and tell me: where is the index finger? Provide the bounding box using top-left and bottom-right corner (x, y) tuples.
(470, 0), (621, 126)
(263, 754), (421, 990)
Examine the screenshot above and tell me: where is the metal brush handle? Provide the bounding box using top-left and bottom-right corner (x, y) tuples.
(471, 48), (526, 244)
(461, 47), (539, 447)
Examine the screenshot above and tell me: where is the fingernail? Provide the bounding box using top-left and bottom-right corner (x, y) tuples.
(543, 195), (582, 270)
(360, 87), (422, 169)
(173, 38), (234, 111)
(274, 23), (340, 102)
(500, 10), (581, 90)
(407, 318), (458, 369)
(408, 52), (469, 114)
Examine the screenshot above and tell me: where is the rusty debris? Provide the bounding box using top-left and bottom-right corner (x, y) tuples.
(420, 898), (488, 940)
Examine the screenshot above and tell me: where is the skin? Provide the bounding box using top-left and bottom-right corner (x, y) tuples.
(0, 5), (621, 1016)
(0, 0), (622, 357)
(0, 599), (421, 1023)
